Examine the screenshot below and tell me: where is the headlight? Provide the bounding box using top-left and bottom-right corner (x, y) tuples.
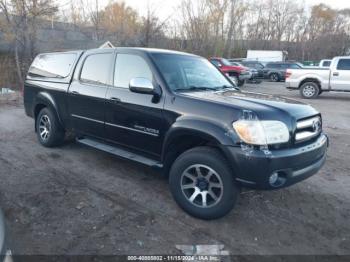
(233, 120), (290, 145)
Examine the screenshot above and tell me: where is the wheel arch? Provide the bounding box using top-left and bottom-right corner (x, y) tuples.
(161, 120), (235, 176)
(299, 78), (321, 89)
(34, 92), (64, 131)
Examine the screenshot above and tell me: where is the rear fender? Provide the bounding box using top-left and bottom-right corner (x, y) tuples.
(34, 92), (64, 129)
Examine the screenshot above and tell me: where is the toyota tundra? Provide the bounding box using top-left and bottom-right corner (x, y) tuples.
(24, 48), (328, 220)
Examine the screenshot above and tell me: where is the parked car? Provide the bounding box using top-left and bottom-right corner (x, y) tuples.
(209, 57), (251, 86)
(228, 58), (244, 63)
(240, 61), (265, 78)
(230, 62), (261, 83)
(24, 48), (328, 220)
(0, 210), (12, 262)
(319, 59), (332, 68)
(286, 56), (350, 98)
(263, 62), (302, 82)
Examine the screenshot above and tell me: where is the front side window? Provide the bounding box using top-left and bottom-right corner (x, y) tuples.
(28, 53), (77, 79)
(80, 53), (113, 85)
(255, 63), (264, 69)
(152, 54), (233, 92)
(114, 54), (153, 88)
(337, 59), (350, 70)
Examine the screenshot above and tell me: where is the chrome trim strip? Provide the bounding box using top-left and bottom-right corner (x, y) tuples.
(71, 114), (104, 124)
(295, 131), (319, 142)
(105, 122), (159, 137)
(235, 178), (256, 185)
(297, 116), (320, 129)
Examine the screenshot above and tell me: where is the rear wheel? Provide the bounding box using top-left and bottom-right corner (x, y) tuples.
(300, 82), (320, 99)
(36, 107), (65, 147)
(169, 147), (239, 220)
(270, 73), (280, 82)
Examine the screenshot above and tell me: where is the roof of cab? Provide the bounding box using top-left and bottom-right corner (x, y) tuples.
(87, 47), (198, 57)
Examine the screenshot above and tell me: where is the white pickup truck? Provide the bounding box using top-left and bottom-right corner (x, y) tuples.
(286, 56), (350, 98)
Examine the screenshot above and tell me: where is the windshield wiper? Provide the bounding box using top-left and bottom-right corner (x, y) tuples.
(217, 85), (239, 90)
(174, 86), (217, 92)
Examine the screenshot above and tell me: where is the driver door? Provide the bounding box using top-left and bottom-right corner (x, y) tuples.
(330, 58), (350, 90)
(104, 52), (165, 157)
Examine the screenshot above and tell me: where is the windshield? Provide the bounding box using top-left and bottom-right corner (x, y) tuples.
(221, 58), (233, 66)
(151, 54), (235, 92)
(231, 62), (243, 66)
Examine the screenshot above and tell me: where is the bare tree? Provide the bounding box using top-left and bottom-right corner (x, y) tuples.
(0, 0), (58, 88)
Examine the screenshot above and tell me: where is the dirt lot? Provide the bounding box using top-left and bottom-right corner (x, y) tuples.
(0, 82), (349, 256)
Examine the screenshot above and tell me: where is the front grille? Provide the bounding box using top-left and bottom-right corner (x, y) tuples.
(295, 116), (322, 143)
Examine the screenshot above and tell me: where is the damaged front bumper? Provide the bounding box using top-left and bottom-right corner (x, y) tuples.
(223, 133), (328, 189)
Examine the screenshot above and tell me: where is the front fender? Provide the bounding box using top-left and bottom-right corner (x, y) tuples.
(162, 117), (238, 157)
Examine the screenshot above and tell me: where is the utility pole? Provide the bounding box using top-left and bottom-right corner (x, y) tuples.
(95, 0), (99, 40)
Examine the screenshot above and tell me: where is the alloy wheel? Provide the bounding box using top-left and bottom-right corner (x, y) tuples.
(270, 74), (278, 82)
(38, 114), (51, 141)
(180, 164), (224, 208)
(302, 85), (316, 97)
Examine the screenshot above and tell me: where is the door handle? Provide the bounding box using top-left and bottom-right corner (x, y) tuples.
(71, 91), (80, 95)
(109, 97), (121, 103)
(333, 72), (339, 76)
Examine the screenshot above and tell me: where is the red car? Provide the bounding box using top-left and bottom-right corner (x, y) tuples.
(210, 57), (251, 86)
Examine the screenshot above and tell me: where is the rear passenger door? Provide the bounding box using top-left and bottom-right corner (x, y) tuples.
(68, 50), (114, 138)
(104, 52), (165, 157)
(330, 59), (350, 90)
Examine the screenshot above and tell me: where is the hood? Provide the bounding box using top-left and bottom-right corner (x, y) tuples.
(182, 90), (319, 121)
(221, 65), (247, 72)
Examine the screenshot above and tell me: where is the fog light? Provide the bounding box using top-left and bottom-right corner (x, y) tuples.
(269, 172), (279, 185)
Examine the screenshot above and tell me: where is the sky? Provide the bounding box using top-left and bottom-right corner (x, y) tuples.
(62, 0), (350, 21)
(96, 0), (350, 18)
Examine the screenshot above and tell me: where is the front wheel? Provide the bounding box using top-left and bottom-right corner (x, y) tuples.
(238, 79), (245, 87)
(300, 82), (320, 99)
(169, 147), (239, 220)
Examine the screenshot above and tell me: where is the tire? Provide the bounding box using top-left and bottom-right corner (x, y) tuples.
(270, 73), (280, 82)
(36, 107), (65, 147)
(300, 82), (320, 99)
(169, 147), (239, 220)
(238, 80), (245, 87)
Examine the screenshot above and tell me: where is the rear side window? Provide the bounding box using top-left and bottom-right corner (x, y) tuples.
(28, 53), (77, 79)
(322, 61), (331, 67)
(337, 59), (350, 70)
(267, 64), (280, 69)
(80, 53), (113, 85)
(114, 54), (153, 88)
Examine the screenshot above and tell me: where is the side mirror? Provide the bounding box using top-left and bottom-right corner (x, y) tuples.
(129, 77), (154, 95)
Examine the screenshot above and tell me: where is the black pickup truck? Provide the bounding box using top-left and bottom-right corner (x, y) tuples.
(24, 48), (328, 220)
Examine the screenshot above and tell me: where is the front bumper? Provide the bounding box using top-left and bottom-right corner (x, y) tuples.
(223, 134), (328, 190)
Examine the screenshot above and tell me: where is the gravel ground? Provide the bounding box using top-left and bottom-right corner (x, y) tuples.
(0, 82), (349, 256)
